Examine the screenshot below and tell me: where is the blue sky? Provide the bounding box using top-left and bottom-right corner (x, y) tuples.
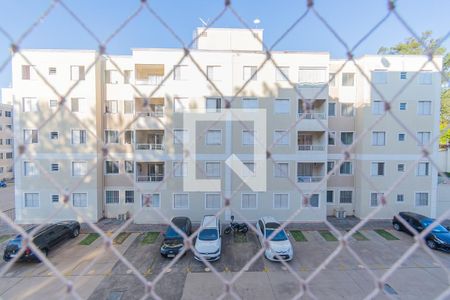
(0, 0), (449, 90)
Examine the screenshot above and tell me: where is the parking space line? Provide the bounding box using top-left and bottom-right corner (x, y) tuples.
(300, 266), (308, 272)
(263, 267), (269, 272)
(144, 267), (152, 275)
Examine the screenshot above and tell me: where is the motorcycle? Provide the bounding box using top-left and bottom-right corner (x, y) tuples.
(224, 215), (249, 234)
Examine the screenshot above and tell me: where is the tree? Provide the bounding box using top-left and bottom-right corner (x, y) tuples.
(378, 31), (450, 145)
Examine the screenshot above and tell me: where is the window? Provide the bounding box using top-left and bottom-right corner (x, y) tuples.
(417, 101), (431, 115)
(50, 163), (59, 172)
(105, 130), (119, 144)
(105, 190), (120, 204)
(298, 68), (326, 84)
(5, 111), (11, 117)
(372, 131), (386, 146)
(51, 194), (59, 203)
(142, 193), (160, 208)
(24, 161), (39, 176)
(273, 130), (289, 145)
(106, 100), (118, 113)
(70, 65), (85, 81)
(206, 97), (221, 112)
(242, 162), (255, 177)
(328, 131), (336, 146)
(341, 103), (355, 117)
(124, 100), (134, 114)
(275, 66), (289, 81)
(206, 130), (222, 145)
(340, 162), (353, 175)
(417, 131), (431, 146)
(400, 72), (407, 80)
(72, 130), (87, 144)
(342, 73), (355, 86)
(327, 161), (335, 175)
(125, 160), (134, 174)
(124, 70), (131, 84)
(6, 152), (12, 159)
(274, 99), (290, 114)
(243, 66), (257, 81)
(417, 162), (430, 176)
(173, 194), (188, 209)
(125, 191), (134, 204)
(23, 129), (38, 144)
(241, 193), (257, 209)
(274, 162), (289, 178)
(50, 131), (59, 140)
(304, 194), (319, 208)
(339, 190), (353, 204)
(341, 132), (354, 145)
(397, 194), (405, 203)
(174, 97), (189, 113)
(24, 193), (39, 207)
(73, 193), (88, 207)
(22, 97), (38, 112)
(173, 161), (187, 177)
(105, 70), (121, 84)
(105, 161), (119, 174)
(72, 161), (87, 176)
(205, 193), (221, 209)
(173, 129), (188, 144)
(372, 101), (384, 115)
(418, 72), (432, 85)
(49, 99), (58, 109)
(398, 133), (405, 141)
(242, 130), (255, 145)
(415, 192), (429, 206)
(46, 67), (56, 76)
(371, 162), (385, 176)
(399, 102), (407, 110)
(206, 66), (221, 81)
(124, 130), (134, 144)
(327, 190), (334, 204)
(370, 193), (383, 207)
(372, 71), (387, 84)
(329, 73), (336, 86)
(71, 98), (87, 113)
(205, 162), (220, 177)
(173, 65), (187, 80)
(274, 193), (289, 209)
(242, 98), (258, 110)
(398, 164), (405, 172)
(328, 102), (336, 117)
(22, 65), (36, 80)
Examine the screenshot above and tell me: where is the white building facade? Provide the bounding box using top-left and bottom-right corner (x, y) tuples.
(8, 28), (442, 224)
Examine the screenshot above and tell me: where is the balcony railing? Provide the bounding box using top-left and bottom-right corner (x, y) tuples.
(136, 110), (164, 118)
(298, 145), (325, 151)
(136, 175), (164, 182)
(136, 143), (165, 150)
(298, 112), (326, 120)
(135, 76), (163, 85)
(297, 176), (323, 183)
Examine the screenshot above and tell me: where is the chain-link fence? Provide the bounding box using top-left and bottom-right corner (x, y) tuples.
(0, 0), (450, 299)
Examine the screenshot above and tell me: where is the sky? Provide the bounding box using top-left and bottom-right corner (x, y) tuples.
(0, 0), (449, 91)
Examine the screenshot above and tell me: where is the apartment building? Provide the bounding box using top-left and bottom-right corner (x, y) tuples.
(7, 27), (442, 224)
(0, 88), (14, 181)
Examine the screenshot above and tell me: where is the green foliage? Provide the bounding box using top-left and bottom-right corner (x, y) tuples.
(79, 233), (100, 245)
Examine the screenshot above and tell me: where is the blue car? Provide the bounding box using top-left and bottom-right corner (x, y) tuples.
(393, 212), (450, 252)
(0, 181), (7, 188)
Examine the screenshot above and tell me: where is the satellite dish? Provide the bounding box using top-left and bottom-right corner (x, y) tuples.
(253, 18), (261, 25)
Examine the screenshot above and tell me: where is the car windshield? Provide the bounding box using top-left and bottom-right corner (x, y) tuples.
(198, 228), (218, 241)
(165, 226), (182, 239)
(421, 220), (449, 233)
(265, 228), (288, 241)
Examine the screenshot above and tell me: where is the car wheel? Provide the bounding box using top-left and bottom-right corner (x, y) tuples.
(71, 227), (80, 238)
(393, 223), (401, 231)
(426, 239), (437, 250)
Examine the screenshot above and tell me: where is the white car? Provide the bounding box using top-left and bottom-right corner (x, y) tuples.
(194, 215), (221, 262)
(256, 216), (293, 261)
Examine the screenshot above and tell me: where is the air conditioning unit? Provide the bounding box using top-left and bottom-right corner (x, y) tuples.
(335, 209), (346, 219)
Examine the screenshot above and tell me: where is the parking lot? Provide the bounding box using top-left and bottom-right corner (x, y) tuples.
(1, 226), (449, 300)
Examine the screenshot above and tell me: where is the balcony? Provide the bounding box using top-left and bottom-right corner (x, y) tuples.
(135, 98), (165, 118)
(135, 130), (165, 151)
(135, 64), (164, 85)
(136, 162), (164, 182)
(297, 99), (327, 131)
(297, 131), (326, 153)
(297, 162), (325, 183)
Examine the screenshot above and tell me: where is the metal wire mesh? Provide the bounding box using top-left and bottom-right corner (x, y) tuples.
(0, 0), (449, 299)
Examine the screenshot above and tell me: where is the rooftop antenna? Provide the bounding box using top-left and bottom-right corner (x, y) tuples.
(253, 18), (261, 28)
(199, 17), (208, 27)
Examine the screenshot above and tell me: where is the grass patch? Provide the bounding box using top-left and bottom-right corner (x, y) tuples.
(290, 230), (307, 242)
(351, 231), (369, 241)
(233, 232), (248, 243)
(318, 230), (338, 242)
(79, 233), (100, 245)
(0, 235), (11, 243)
(141, 232), (159, 244)
(374, 229), (399, 240)
(114, 232), (131, 245)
